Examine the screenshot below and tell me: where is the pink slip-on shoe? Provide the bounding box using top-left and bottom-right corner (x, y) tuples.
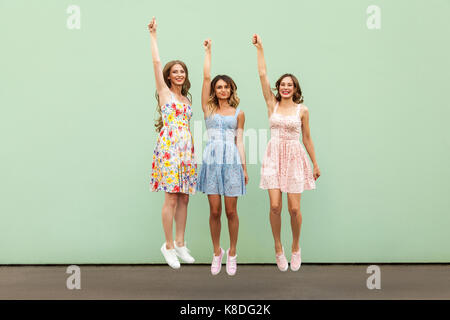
(276, 247), (288, 272)
(211, 248), (224, 275)
(226, 249), (237, 276)
(290, 248), (302, 271)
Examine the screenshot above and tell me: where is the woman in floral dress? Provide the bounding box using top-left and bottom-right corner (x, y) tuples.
(148, 17), (197, 269)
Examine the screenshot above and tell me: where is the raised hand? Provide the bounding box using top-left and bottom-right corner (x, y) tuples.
(203, 39), (211, 51)
(201, 38), (212, 113)
(252, 33), (262, 48)
(148, 17), (157, 34)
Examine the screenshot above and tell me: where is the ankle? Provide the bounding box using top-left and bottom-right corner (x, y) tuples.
(175, 240), (185, 247)
(274, 244), (283, 255)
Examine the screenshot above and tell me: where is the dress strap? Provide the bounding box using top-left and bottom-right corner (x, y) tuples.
(234, 107), (240, 119)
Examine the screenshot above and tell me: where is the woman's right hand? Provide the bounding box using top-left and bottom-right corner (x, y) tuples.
(252, 33), (262, 48)
(148, 17), (157, 34)
(203, 39), (211, 51)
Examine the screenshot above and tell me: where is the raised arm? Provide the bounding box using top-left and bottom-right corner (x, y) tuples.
(201, 39), (212, 115)
(252, 34), (276, 113)
(148, 17), (171, 106)
(236, 111), (249, 185)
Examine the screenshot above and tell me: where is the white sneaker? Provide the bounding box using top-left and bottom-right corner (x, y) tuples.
(160, 243), (180, 269)
(174, 241), (195, 263)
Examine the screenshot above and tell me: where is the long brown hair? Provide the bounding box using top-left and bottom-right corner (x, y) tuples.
(206, 75), (240, 117)
(154, 60), (192, 132)
(273, 73), (304, 104)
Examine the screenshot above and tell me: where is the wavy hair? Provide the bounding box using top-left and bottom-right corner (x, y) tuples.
(273, 73), (304, 104)
(154, 60), (192, 132)
(206, 75), (240, 117)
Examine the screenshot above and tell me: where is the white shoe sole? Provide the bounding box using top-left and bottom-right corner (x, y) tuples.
(278, 265), (288, 272)
(291, 265), (301, 271)
(175, 253), (195, 264)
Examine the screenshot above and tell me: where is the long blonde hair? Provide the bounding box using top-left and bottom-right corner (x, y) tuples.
(154, 60), (192, 132)
(206, 75), (240, 117)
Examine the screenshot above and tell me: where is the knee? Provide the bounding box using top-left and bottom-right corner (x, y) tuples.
(210, 208), (221, 219)
(165, 197), (178, 210)
(225, 209), (237, 219)
(179, 195), (189, 207)
(270, 203), (282, 216)
(288, 207), (301, 217)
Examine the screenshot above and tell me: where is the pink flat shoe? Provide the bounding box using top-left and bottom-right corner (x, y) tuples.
(276, 247), (288, 272)
(211, 248), (224, 275)
(226, 249), (237, 276)
(290, 248), (302, 271)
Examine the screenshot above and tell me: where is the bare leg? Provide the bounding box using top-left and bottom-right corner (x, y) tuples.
(174, 193), (189, 247)
(208, 195), (222, 256)
(287, 192), (302, 252)
(224, 196), (239, 256)
(161, 192), (179, 249)
(268, 189), (283, 255)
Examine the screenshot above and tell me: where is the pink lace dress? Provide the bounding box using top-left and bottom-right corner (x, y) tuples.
(259, 103), (316, 193)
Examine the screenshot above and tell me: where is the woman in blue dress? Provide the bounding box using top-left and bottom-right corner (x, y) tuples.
(197, 39), (248, 276)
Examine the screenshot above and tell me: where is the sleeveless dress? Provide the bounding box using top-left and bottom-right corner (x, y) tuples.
(150, 92), (197, 194)
(196, 108), (246, 197)
(259, 103), (315, 193)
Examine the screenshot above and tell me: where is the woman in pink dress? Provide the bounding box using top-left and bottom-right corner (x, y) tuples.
(252, 34), (321, 272)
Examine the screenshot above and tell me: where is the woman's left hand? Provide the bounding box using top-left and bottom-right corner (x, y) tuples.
(244, 170), (249, 185)
(313, 166), (321, 181)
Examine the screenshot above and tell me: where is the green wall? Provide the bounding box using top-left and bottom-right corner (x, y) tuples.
(1, 0), (449, 264)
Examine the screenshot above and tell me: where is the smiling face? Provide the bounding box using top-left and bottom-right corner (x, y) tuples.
(278, 76), (295, 99)
(167, 63), (186, 86)
(275, 73), (303, 103)
(214, 79), (231, 100)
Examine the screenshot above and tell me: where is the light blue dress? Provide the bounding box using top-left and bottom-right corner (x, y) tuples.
(196, 107), (246, 197)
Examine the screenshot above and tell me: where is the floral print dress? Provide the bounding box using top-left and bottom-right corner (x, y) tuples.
(150, 93), (197, 194)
